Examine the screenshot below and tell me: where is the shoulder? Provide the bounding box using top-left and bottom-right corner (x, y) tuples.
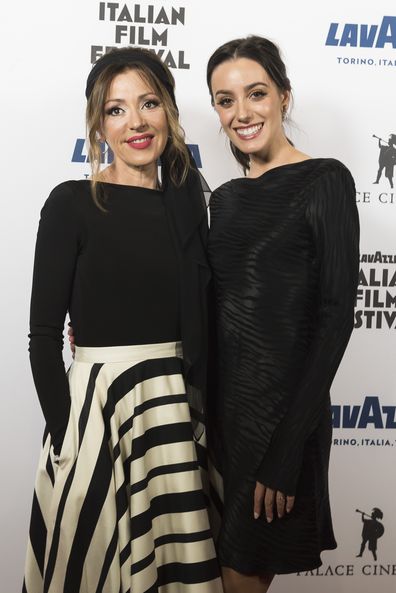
(307, 158), (355, 187)
(39, 181), (92, 228)
(42, 180), (91, 215)
(209, 179), (238, 208)
(305, 159), (358, 223)
(301, 159), (356, 209)
(45, 180), (90, 204)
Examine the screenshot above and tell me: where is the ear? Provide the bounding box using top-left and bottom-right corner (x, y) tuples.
(281, 90), (290, 111)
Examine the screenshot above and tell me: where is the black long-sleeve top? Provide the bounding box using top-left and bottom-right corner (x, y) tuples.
(29, 180), (181, 452)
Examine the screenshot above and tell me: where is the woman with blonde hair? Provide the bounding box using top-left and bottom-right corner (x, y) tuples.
(23, 47), (222, 593)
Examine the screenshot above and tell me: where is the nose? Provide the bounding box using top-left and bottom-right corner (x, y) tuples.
(235, 99), (252, 123)
(128, 107), (146, 130)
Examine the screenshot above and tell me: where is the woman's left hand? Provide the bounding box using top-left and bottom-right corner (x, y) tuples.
(253, 481), (295, 522)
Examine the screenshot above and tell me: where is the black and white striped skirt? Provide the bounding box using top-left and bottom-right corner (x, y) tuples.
(23, 342), (223, 593)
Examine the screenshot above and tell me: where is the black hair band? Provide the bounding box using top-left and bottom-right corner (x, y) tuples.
(85, 48), (177, 109)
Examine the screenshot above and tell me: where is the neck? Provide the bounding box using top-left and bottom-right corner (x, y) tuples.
(248, 136), (306, 178)
(101, 162), (159, 189)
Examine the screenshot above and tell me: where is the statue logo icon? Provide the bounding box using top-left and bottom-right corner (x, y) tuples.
(372, 134), (396, 189)
(356, 507), (385, 561)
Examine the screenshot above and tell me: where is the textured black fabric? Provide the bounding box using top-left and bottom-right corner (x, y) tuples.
(207, 158), (359, 574)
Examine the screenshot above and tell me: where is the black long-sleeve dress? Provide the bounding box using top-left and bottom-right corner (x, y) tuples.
(207, 158), (359, 574)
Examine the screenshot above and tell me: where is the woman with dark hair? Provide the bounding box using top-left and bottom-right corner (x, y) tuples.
(206, 36), (359, 592)
(23, 47), (222, 593)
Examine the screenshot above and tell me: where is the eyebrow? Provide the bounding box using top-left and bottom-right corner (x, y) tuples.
(215, 81), (269, 97)
(104, 92), (158, 105)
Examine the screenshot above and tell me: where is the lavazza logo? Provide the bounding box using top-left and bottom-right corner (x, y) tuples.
(331, 395), (396, 449)
(325, 15), (396, 67)
(71, 140), (203, 171)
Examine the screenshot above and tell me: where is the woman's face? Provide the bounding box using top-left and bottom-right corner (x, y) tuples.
(102, 69), (169, 177)
(210, 57), (288, 158)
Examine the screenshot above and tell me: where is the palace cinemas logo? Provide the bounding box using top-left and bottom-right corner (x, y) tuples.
(356, 130), (396, 206)
(355, 507), (384, 562)
(372, 133), (396, 189)
(297, 505), (395, 577)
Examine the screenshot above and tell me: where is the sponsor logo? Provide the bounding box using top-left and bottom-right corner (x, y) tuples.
(325, 16), (396, 67)
(332, 396), (396, 430)
(356, 132), (396, 205)
(71, 139), (202, 167)
(71, 140), (114, 164)
(372, 134), (396, 189)
(92, 3), (190, 68)
(297, 507), (393, 577)
(356, 507), (385, 562)
(297, 564), (396, 577)
(326, 16), (396, 48)
(355, 252), (396, 329)
(332, 397), (396, 448)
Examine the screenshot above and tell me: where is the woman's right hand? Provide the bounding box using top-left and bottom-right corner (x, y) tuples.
(68, 325), (75, 356)
(254, 481), (295, 522)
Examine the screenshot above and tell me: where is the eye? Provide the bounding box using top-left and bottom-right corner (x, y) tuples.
(217, 97), (233, 108)
(105, 105), (124, 116)
(249, 90), (266, 100)
(142, 98), (160, 109)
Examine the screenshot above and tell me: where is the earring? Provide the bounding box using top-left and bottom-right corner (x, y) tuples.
(282, 105), (288, 121)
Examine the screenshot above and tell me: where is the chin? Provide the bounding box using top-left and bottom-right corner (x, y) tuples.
(234, 143), (262, 156)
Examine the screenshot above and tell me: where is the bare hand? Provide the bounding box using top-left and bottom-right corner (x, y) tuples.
(254, 481), (295, 522)
(67, 325), (75, 356)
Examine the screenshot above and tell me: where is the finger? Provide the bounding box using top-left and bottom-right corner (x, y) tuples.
(264, 487), (275, 523)
(286, 495), (295, 514)
(276, 490), (286, 518)
(253, 482), (266, 519)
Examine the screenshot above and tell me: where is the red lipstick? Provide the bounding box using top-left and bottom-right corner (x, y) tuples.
(126, 134), (154, 150)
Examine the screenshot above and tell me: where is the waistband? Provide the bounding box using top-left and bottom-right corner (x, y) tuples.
(74, 341), (183, 364)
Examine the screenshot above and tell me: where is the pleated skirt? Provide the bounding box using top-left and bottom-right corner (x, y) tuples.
(23, 342), (223, 593)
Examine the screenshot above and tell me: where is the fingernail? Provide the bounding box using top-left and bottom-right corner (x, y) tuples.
(254, 512), (259, 519)
(267, 516), (273, 523)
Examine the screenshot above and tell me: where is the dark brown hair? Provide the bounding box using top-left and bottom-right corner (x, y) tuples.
(207, 36), (292, 173)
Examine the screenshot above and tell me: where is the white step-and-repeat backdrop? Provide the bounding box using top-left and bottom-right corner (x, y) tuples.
(1, 1), (395, 591)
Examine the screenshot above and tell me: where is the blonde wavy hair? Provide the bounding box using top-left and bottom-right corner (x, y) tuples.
(86, 50), (191, 208)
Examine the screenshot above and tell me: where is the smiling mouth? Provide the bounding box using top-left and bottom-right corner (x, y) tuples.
(126, 135), (154, 150)
(235, 123), (263, 139)
(127, 134), (154, 144)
